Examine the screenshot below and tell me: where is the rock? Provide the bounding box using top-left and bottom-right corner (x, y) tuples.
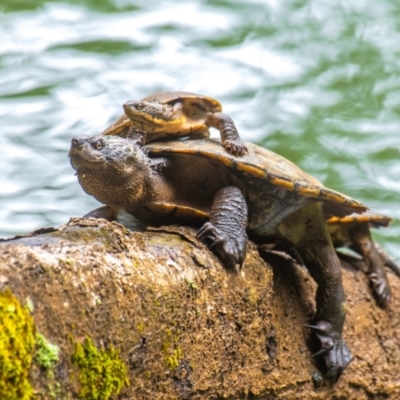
(0, 217), (399, 399)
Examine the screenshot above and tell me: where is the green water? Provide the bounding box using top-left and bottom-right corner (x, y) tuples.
(0, 0), (399, 259)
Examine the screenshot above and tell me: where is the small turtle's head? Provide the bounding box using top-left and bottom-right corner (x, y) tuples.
(123, 100), (174, 129)
(69, 135), (152, 207)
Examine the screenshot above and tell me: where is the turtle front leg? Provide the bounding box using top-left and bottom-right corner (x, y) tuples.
(84, 206), (147, 231)
(197, 186), (248, 270)
(206, 112), (248, 156)
(84, 206), (114, 219)
(349, 224), (391, 306)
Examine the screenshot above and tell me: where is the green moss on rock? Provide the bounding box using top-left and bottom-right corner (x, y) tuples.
(0, 289), (36, 400)
(35, 333), (59, 370)
(72, 337), (129, 400)
(162, 327), (182, 370)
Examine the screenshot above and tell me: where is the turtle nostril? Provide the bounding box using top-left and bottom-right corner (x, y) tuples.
(123, 100), (138, 111)
(71, 138), (85, 151)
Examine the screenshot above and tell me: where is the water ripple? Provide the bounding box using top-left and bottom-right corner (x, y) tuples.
(0, 0), (398, 259)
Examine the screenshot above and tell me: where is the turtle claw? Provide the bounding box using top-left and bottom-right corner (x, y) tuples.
(306, 321), (353, 384)
(304, 324), (328, 334)
(312, 347), (330, 357)
(197, 222), (245, 270)
(222, 139), (248, 156)
(369, 272), (391, 306)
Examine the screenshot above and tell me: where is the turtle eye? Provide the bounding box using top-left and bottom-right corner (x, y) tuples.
(136, 102), (143, 110)
(92, 139), (105, 151)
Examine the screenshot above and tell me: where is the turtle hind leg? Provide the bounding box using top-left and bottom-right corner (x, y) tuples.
(305, 320), (353, 384)
(375, 243), (400, 277)
(197, 186), (248, 270)
(300, 239), (353, 384)
(282, 204), (352, 383)
(206, 112), (248, 156)
(349, 225), (391, 307)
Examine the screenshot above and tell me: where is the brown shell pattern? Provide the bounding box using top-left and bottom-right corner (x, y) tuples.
(146, 138), (367, 212)
(327, 212), (392, 227)
(142, 91), (222, 112)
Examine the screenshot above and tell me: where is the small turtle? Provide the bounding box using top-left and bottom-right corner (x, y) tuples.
(69, 135), (368, 383)
(328, 212), (400, 307)
(102, 91), (247, 156)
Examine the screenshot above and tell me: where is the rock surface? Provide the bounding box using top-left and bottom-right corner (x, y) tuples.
(0, 217), (399, 399)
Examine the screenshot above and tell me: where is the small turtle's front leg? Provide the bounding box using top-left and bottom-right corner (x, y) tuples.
(349, 224), (391, 306)
(197, 186), (248, 270)
(206, 112), (248, 156)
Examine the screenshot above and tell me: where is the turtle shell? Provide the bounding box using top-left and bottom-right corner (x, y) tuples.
(327, 212), (391, 228)
(145, 138), (368, 234)
(141, 91), (221, 112)
(102, 91), (221, 136)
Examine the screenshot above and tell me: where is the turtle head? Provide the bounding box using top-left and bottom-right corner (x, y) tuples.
(123, 100), (176, 129)
(69, 135), (147, 170)
(69, 135), (153, 207)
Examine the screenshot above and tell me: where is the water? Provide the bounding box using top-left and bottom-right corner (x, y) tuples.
(0, 0), (399, 259)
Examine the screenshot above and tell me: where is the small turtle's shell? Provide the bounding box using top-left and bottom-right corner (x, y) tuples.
(102, 91), (221, 136)
(142, 91), (221, 112)
(145, 139), (367, 233)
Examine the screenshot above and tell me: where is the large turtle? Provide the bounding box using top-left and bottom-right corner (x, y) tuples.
(69, 135), (368, 383)
(327, 212), (400, 306)
(102, 91), (248, 156)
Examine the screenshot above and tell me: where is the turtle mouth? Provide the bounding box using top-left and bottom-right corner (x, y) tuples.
(69, 153), (105, 173)
(123, 102), (167, 126)
(69, 154), (87, 171)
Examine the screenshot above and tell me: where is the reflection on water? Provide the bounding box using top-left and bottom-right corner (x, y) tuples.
(0, 0), (399, 257)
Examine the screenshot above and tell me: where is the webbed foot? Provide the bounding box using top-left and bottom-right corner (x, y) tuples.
(197, 221), (246, 270)
(306, 321), (353, 384)
(369, 272), (391, 306)
(222, 138), (248, 156)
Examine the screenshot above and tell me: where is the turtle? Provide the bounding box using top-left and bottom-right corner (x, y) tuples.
(102, 91), (248, 156)
(327, 212), (400, 307)
(69, 134), (369, 383)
